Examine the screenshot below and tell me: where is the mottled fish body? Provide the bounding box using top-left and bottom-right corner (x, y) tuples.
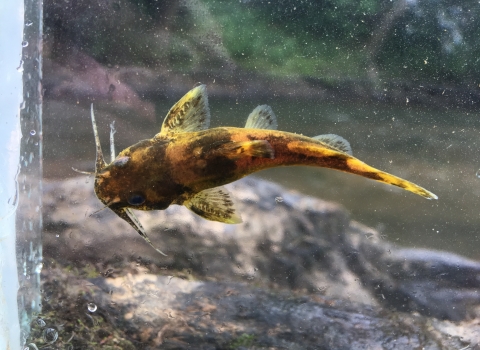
(90, 85), (437, 255)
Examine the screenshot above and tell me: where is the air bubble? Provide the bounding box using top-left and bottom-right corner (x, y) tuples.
(275, 196), (284, 203)
(476, 169), (480, 178)
(87, 302), (97, 312)
(35, 318), (46, 327)
(26, 20), (33, 26)
(30, 130), (36, 136)
(43, 328), (58, 343)
(22, 41), (29, 47)
(35, 263), (43, 274)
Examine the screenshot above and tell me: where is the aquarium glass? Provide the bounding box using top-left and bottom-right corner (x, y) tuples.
(17, 0), (480, 348)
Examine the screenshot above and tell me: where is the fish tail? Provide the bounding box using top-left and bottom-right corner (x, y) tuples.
(345, 156), (438, 200)
(286, 141), (437, 200)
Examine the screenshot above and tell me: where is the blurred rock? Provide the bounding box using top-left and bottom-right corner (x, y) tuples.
(33, 176), (480, 347)
(43, 51), (156, 121)
(42, 176), (373, 306)
(37, 270), (478, 349)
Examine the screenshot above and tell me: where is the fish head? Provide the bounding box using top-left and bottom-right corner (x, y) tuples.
(93, 140), (176, 211)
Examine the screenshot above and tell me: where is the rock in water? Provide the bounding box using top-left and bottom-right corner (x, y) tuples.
(34, 176), (480, 348)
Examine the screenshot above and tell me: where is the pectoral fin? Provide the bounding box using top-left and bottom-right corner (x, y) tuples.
(113, 207), (167, 256)
(184, 187), (242, 224)
(159, 84), (211, 136)
(245, 105), (278, 130)
(217, 140), (275, 159)
(312, 134), (352, 155)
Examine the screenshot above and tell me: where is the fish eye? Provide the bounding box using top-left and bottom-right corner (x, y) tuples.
(128, 193), (145, 206)
(113, 156), (130, 167)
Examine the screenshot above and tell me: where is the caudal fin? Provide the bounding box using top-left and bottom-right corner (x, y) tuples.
(287, 140), (437, 200)
(340, 155), (437, 200)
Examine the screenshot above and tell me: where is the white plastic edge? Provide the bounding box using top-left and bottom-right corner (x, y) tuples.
(0, 0), (24, 349)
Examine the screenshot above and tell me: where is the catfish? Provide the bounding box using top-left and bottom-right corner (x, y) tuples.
(89, 84), (437, 255)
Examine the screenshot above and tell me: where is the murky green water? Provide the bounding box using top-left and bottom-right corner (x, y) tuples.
(45, 96), (480, 259)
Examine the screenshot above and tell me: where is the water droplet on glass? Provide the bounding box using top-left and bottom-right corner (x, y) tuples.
(35, 318), (46, 327)
(275, 196), (284, 203)
(87, 302), (97, 312)
(476, 169), (480, 178)
(43, 328), (58, 343)
(30, 130), (36, 136)
(26, 20), (33, 26)
(22, 41), (29, 47)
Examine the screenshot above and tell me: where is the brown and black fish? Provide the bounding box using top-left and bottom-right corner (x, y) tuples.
(90, 84), (437, 255)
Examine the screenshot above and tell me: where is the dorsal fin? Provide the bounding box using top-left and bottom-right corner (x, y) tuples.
(184, 186), (242, 224)
(245, 105), (278, 130)
(159, 84), (211, 137)
(312, 134), (352, 155)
